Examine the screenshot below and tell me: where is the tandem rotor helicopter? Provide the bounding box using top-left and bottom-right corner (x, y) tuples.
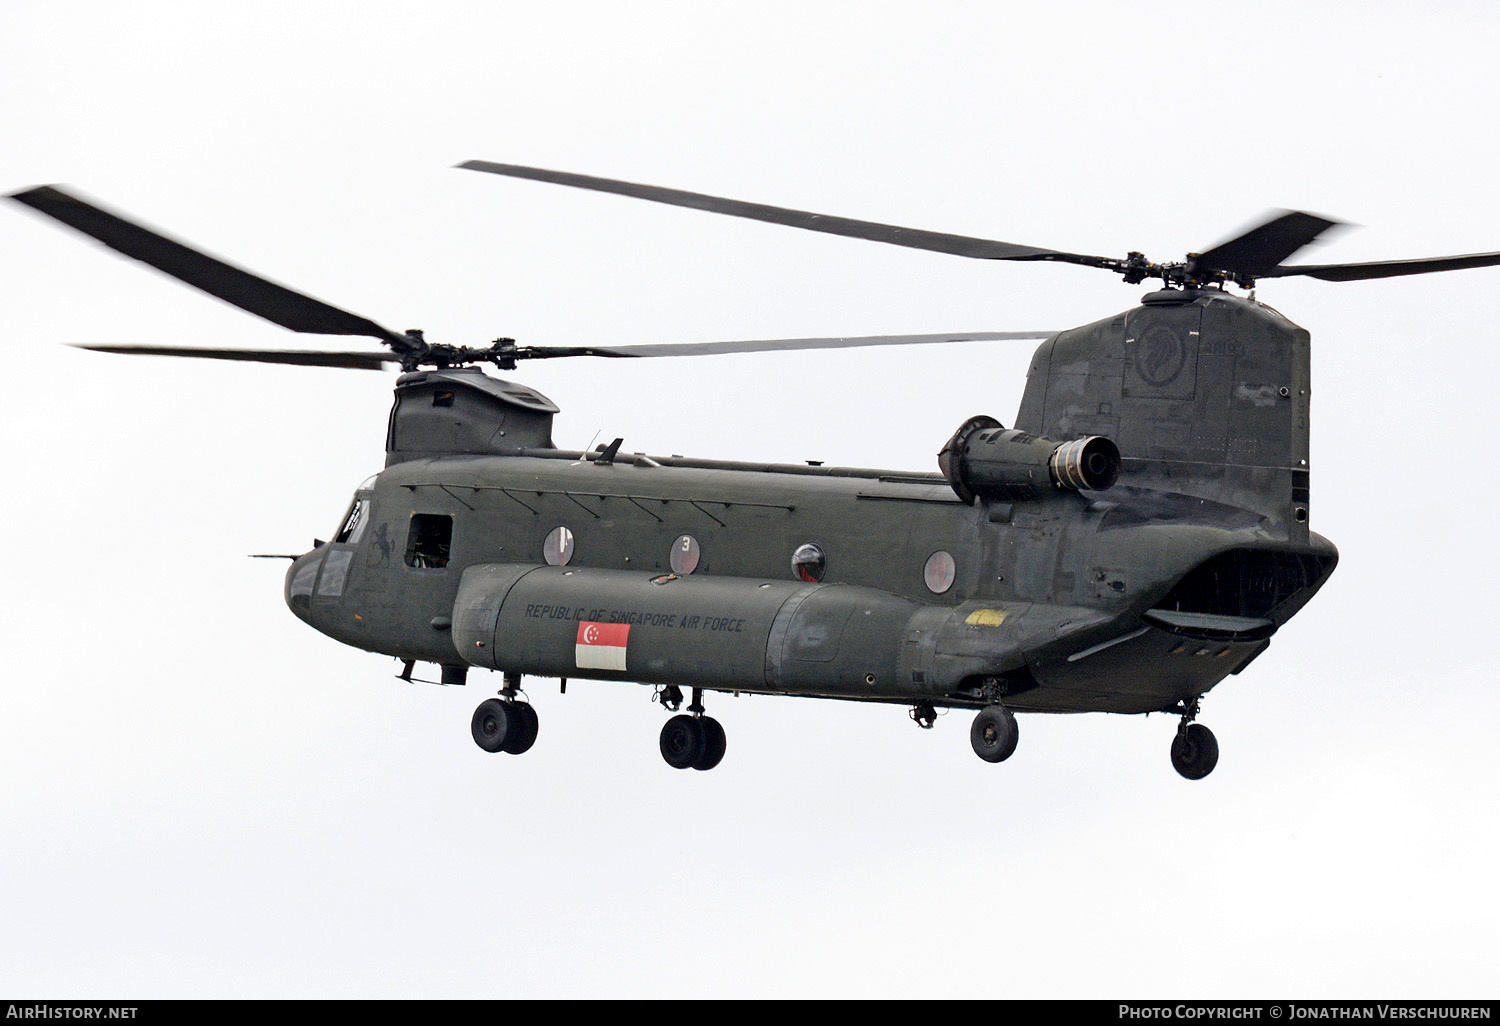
(13, 161), (1500, 779)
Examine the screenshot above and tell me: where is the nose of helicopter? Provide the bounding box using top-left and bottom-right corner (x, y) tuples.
(284, 547), (324, 623)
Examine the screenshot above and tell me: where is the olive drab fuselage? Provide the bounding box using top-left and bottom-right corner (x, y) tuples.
(285, 287), (1338, 717)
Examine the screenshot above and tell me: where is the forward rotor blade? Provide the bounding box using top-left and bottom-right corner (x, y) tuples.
(570, 330), (1058, 358)
(458, 160), (1118, 269)
(71, 344), (397, 370)
(1262, 250), (1500, 282)
(9, 186), (413, 349)
(1191, 210), (1342, 279)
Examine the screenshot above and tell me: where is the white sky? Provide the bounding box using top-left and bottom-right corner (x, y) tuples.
(1, 0), (1497, 999)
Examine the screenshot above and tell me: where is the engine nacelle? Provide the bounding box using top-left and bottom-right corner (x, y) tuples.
(938, 415), (1120, 504)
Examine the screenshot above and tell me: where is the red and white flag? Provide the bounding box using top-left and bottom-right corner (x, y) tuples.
(576, 621), (630, 671)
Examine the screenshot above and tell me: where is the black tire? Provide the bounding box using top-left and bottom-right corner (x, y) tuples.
(471, 698), (511, 753)
(502, 701), (539, 755)
(970, 705), (1019, 763)
(1171, 722), (1219, 780)
(660, 714), (706, 769)
(692, 716), (727, 771)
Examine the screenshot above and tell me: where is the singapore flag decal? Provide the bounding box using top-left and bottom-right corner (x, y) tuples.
(576, 621), (630, 671)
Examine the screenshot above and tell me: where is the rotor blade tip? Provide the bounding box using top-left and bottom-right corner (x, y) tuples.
(8, 184), (64, 204)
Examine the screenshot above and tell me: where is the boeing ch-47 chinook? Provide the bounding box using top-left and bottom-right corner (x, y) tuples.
(14, 162), (1500, 778)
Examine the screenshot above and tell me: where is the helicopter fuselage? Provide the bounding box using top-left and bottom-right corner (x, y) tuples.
(285, 428), (1335, 718)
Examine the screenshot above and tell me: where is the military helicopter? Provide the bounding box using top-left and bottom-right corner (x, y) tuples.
(13, 163), (1500, 779)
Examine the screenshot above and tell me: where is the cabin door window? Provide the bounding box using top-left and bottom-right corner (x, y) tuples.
(405, 514), (453, 568)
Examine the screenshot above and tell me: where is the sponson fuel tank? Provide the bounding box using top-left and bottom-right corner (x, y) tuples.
(451, 563), (930, 698)
(449, 563), (1112, 703)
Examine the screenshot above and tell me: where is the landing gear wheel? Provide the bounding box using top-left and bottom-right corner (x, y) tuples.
(970, 704), (1019, 763)
(692, 716), (727, 771)
(1171, 722), (1219, 780)
(502, 701), (539, 755)
(472, 698), (539, 755)
(660, 714), (706, 769)
(471, 698), (511, 753)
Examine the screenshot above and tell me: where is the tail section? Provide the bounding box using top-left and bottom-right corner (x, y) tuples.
(1014, 288), (1311, 541)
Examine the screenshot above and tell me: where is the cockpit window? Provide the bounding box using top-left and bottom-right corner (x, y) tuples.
(334, 499), (371, 545)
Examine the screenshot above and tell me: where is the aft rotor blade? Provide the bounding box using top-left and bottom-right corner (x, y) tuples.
(1191, 210), (1343, 279)
(9, 186), (414, 349)
(458, 160), (1119, 269)
(1262, 250), (1500, 282)
(71, 344), (397, 370)
(569, 330), (1058, 358)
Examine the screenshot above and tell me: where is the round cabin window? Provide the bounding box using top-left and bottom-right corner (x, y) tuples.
(543, 526), (575, 566)
(924, 550), (956, 594)
(670, 534), (701, 575)
(792, 543), (826, 583)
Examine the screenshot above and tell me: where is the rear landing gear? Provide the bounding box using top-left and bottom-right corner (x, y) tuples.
(1169, 699), (1218, 780)
(969, 704), (1019, 763)
(471, 673), (539, 755)
(1170, 722), (1218, 780)
(659, 687), (726, 771)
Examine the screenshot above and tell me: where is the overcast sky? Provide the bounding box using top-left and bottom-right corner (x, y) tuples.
(2, 1), (1497, 999)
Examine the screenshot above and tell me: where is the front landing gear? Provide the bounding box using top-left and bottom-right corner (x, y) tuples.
(471, 673), (540, 755)
(969, 704), (1019, 763)
(1169, 698), (1218, 780)
(659, 687), (726, 771)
